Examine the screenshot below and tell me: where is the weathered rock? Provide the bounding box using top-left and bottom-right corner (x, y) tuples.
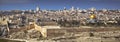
(8, 29), (42, 39)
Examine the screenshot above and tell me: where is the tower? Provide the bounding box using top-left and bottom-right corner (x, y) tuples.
(102, 8), (107, 12)
(64, 7), (66, 10)
(36, 6), (40, 12)
(90, 7), (96, 11)
(70, 6), (75, 11)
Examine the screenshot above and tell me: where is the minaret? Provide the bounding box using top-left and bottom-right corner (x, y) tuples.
(77, 7), (80, 10)
(36, 6), (40, 12)
(71, 6), (75, 11)
(70, 6), (75, 11)
(64, 7), (66, 10)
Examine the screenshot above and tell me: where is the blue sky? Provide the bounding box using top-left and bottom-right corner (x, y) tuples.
(0, 0), (120, 10)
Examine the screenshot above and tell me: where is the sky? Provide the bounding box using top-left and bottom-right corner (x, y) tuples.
(0, 0), (120, 10)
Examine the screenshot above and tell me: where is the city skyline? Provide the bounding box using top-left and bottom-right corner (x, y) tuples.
(0, 0), (120, 10)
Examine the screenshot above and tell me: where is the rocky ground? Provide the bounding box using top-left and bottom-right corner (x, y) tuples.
(1, 26), (120, 42)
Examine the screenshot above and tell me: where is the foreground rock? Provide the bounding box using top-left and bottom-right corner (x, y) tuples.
(1, 26), (120, 42)
(8, 29), (42, 39)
